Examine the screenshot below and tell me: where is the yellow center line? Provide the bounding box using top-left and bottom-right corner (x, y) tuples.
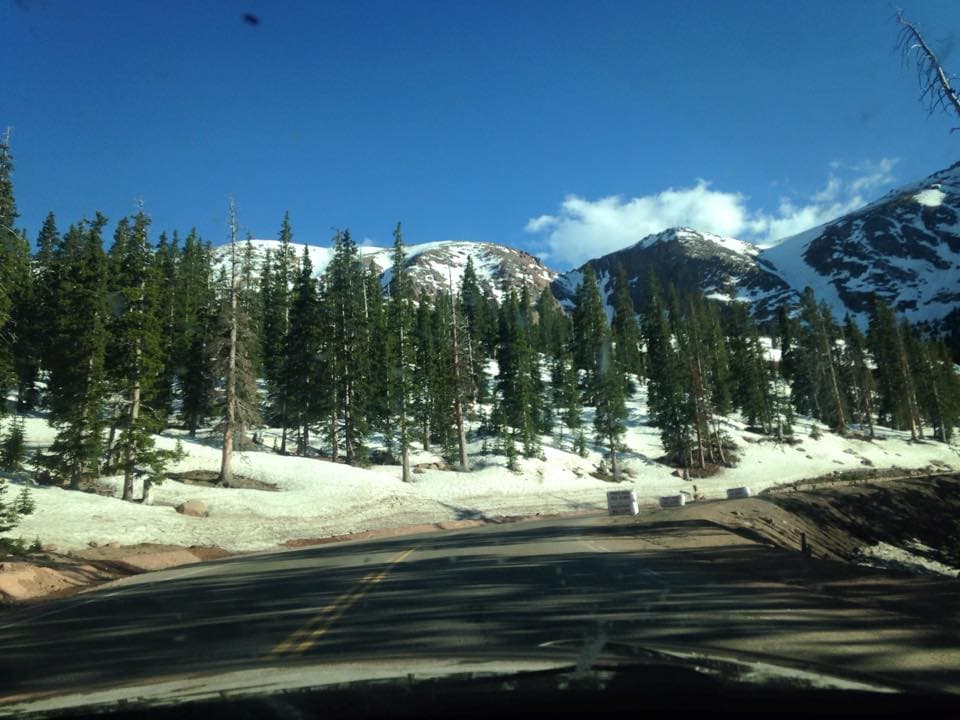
(267, 545), (418, 658)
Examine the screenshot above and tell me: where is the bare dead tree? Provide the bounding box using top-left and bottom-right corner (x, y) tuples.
(896, 8), (960, 129)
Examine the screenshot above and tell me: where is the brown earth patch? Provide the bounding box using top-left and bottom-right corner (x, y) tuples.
(0, 544), (233, 607)
(164, 470), (277, 492)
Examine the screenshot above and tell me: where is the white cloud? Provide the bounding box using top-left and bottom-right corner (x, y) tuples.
(525, 159), (899, 267)
(526, 181), (752, 268)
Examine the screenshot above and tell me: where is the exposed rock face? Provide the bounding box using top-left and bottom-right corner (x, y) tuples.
(213, 162), (958, 332)
(761, 161), (960, 328)
(552, 227), (795, 321)
(214, 239), (556, 302)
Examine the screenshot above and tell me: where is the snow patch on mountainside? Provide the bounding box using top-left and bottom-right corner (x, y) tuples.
(914, 188), (945, 208)
(215, 239), (557, 301)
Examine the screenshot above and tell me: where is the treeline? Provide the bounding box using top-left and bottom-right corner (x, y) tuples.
(1, 135), (959, 501)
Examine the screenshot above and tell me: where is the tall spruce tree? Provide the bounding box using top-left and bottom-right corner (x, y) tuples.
(176, 231), (216, 436)
(641, 279), (693, 468)
(44, 216), (110, 487)
(915, 339), (960, 441)
(286, 247), (324, 454)
(842, 315), (876, 438)
(495, 290), (538, 457)
(217, 199), (261, 485)
(795, 288), (847, 433)
(325, 229), (369, 464)
(262, 213), (296, 451)
(610, 264), (644, 389)
(593, 336), (628, 477)
(571, 266), (608, 403)
(868, 297), (921, 438)
(551, 346), (582, 447)
(0, 129), (20, 402)
(108, 210), (168, 501)
(388, 223), (415, 480)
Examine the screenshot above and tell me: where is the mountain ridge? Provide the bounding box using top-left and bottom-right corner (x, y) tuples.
(215, 161), (959, 333)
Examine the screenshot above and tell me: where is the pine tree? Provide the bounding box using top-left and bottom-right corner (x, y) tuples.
(217, 199), (261, 485)
(610, 264), (644, 389)
(387, 224), (415, 479)
(176, 231), (216, 436)
(325, 229), (369, 464)
(727, 305), (770, 432)
(571, 266), (607, 403)
(261, 213), (296, 451)
(285, 247), (324, 455)
(495, 291), (538, 457)
(107, 210), (168, 501)
(842, 315), (876, 438)
(793, 288), (847, 433)
(593, 337), (628, 477)
(868, 297), (921, 438)
(412, 298), (435, 451)
(363, 262), (391, 447)
(458, 256), (490, 406)
(0, 129), (20, 403)
(917, 340), (960, 441)
(43, 216), (110, 488)
(0, 417), (26, 472)
(151, 231), (180, 423)
(551, 348), (582, 447)
(33, 212), (62, 381)
(641, 278), (693, 468)
(4, 227), (37, 411)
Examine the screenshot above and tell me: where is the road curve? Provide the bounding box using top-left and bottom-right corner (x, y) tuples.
(1, 512), (959, 713)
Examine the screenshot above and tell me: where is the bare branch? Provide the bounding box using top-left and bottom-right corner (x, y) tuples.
(896, 8), (960, 131)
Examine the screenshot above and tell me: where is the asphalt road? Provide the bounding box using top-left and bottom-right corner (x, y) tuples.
(1, 513), (959, 712)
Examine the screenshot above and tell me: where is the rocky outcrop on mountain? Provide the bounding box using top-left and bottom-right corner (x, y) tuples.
(552, 227), (795, 320)
(213, 239), (555, 301)
(761, 161), (960, 327)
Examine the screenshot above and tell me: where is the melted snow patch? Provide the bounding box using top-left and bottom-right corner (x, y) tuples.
(855, 539), (959, 578)
(913, 188), (945, 207)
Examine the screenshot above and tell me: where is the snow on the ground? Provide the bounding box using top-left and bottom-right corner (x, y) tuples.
(855, 540), (960, 578)
(3, 387), (958, 553)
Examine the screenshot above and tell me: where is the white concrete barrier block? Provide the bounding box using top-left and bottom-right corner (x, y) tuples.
(607, 490), (639, 516)
(659, 494), (686, 508)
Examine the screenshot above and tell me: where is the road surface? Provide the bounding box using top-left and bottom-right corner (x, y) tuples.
(1, 513), (959, 714)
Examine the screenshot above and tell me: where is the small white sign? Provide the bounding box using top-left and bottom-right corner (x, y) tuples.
(607, 490), (639, 516)
(726, 486), (752, 499)
(659, 494), (686, 508)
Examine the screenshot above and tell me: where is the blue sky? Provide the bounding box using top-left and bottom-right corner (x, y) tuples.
(2, 0), (957, 269)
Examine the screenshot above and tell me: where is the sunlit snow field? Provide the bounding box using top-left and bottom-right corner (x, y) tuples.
(4, 382), (958, 553)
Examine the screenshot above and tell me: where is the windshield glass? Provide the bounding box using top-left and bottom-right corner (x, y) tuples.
(1, 0), (959, 715)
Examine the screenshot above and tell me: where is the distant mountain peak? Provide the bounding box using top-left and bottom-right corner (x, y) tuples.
(213, 238), (556, 301)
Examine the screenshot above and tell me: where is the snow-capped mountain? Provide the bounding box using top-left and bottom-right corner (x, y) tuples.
(551, 227), (795, 319)
(760, 161), (960, 327)
(213, 161), (958, 332)
(551, 161), (960, 330)
(213, 239), (556, 301)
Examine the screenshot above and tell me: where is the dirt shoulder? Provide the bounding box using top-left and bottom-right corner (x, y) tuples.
(0, 544), (232, 607)
(635, 473), (960, 564)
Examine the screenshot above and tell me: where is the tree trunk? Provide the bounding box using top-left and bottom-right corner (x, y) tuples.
(816, 328), (846, 434)
(104, 400), (121, 474)
(220, 200), (239, 486)
(450, 287), (469, 472)
(608, 433), (618, 479)
(330, 410), (338, 461)
(122, 383), (140, 501)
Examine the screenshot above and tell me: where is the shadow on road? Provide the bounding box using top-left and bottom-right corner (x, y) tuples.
(2, 518), (960, 701)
